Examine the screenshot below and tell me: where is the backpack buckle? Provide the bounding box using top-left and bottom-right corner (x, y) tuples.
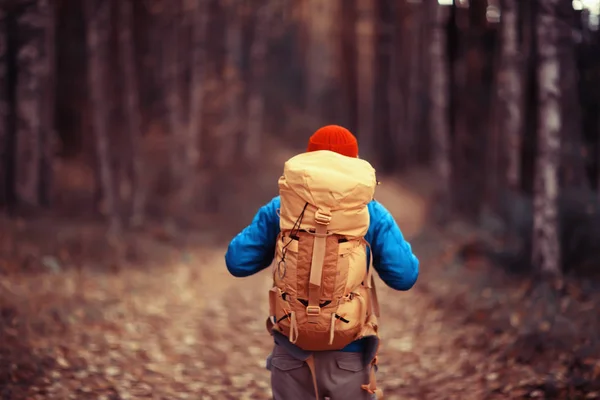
(314, 210), (331, 225)
(306, 306), (321, 316)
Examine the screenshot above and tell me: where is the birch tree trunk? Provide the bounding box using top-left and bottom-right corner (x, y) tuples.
(0, 6), (8, 208)
(499, 0), (523, 191)
(355, 0), (375, 159)
(532, 0), (562, 276)
(118, 0), (145, 227)
(84, 0), (120, 233)
(244, 3), (270, 162)
(429, 0), (452, 219)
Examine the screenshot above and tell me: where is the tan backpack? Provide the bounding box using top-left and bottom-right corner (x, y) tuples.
(266, 150), (383, 398)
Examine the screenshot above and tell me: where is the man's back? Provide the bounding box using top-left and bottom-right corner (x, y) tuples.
(226, 195), (418, 281)
(225, 195), (419, 351)
(224, 124), (419, 400)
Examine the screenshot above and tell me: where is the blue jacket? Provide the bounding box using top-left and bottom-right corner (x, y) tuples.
(225, 196), (419, 352)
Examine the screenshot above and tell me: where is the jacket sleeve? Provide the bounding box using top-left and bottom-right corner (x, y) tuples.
(224, 197), (280, 277)
(369, 201), (419, 290)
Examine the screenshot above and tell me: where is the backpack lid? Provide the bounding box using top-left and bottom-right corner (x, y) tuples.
(278, 150), (377, 236)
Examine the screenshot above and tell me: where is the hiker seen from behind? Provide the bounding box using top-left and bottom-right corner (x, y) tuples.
(225, 125), (419, 399)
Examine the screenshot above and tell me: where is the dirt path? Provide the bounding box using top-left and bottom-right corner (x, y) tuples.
(2, 176), (473, 400)
(7, 150), (583, 399)
(1, 176), (434, 399)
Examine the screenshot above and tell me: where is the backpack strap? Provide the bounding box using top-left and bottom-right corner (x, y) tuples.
(363, 240), (381, 318)
(370, 275), (381, 318)
(361, 355), (384, 399)
(307, 209), (331, 323)
(361, 338), (384, 399)
(305, 354), (320, 400)
(270, 332), (320, 398)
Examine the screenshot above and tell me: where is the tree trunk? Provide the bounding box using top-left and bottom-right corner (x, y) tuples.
(38, 0), (55, 207)
(244, 3), (270, 162)
(172, 0), (209, 212)
(373, 0), (394, 172)
(499, 0), (523, 191)
(118, 0), (145, 227)
(339, 0), (358, 134)
(305, 0), (340, 126)
(557, 0), (587, 189)
(0, 5), (8, 209)
(416, 0), (433, 164)
(161, 1), (186, 199)
(84, 0), (120, 233)
(454, 0), (490, 220)
(429, 0), (452, 219)
(405, 2), (424, 165)
(355, 0), (375, 160)
(532, 0), (561, 276)
(391, 0), (411, 170)
(221, 0), (242, 166)
(519, 0), (539, 197)
(187, 0), (208, 170)
(14, 0), (46, 207)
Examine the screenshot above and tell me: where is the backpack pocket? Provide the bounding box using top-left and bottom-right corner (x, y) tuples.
(273, 232), (299, 292)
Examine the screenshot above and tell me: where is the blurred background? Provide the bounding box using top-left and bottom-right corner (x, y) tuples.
(1, 0), (600, 399)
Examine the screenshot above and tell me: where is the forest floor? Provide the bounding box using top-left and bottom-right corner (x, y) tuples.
(1, 144), (600, 400)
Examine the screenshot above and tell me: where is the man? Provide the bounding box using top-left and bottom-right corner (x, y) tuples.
(225, 125), (419, 399)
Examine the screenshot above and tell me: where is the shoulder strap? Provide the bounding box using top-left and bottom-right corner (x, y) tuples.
(370, 275), (381, 318)
(363, 240), (381, 318)
(307, 210), (331, 323)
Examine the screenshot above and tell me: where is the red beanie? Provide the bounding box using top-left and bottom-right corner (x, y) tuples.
(306, 125), (359, 158)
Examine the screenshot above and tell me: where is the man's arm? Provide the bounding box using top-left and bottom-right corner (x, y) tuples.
(224, 196), (280, 277)
(368, 201), (419, 290)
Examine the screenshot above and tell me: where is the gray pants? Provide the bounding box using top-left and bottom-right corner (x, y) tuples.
(267, 344), (376, 400)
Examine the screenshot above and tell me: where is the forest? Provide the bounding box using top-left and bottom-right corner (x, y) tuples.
(1, 0), (600, 399)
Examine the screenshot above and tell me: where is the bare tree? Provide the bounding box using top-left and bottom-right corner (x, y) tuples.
(355, 0), (375, 159)
(532, 0), (562, 276)
(557, 0), (587, 189)
(428, 0), (452, 219)
(405, 2), (425, 163)
(305, 0), (340, 125)
(14, 0), (45, 207)
(0, 5), (8, 208)
(38, 0), (55, 207)
(374, 0), (395, 171)
(339, 0), (358, 134)
(118, 0), (145, 227)
(499, 0), (523, 191)
(221, 0), (243, 166)
(161, 0), (186, 202)
(244, 3), (270, 162)
(84, 0), (120, 233)
(187, 0), (208, 171)
(171, 0), (209, 212)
